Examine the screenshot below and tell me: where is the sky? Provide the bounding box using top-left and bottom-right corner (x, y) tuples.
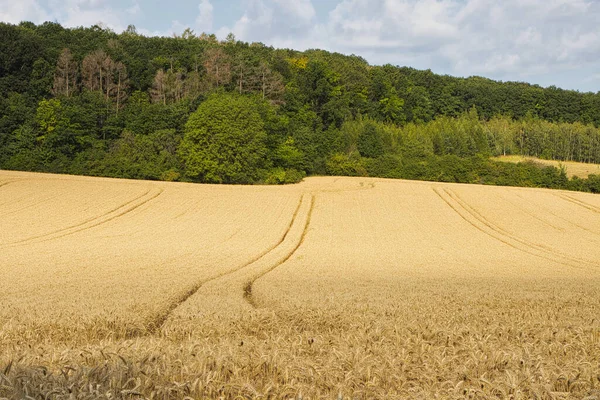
(1, 0), (600, 93)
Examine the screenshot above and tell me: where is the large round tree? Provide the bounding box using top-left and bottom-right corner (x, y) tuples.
(179, 94), (268, 184)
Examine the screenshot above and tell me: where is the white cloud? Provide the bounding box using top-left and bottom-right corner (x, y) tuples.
(272, 0), (315, 22)
(0, 0), (116, 31)
(0, 0), (50, 24)
(196, 0), (213, 32)
(61, 9), (125, 31)
(40, 0), (126, 31)
(126, 1), (141, 16)
(219, 0), (600, 89)
(584, 73), (600, 83)
(218, 0), (317, 43)
(138, 20), (187, 38)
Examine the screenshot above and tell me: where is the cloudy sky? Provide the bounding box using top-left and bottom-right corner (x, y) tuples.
(2, 0), (599, 92)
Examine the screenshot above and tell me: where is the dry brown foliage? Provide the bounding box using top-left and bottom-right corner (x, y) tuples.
(1, 170), (600, 399)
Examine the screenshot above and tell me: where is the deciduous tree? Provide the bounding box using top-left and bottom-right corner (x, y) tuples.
(52, 48), (77, 97)
(179, 94), (268, 183)
(203, 47), (231, 89)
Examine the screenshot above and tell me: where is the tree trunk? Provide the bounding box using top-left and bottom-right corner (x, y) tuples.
(66, 60), (70, 97)
(116, 72), (121, 116)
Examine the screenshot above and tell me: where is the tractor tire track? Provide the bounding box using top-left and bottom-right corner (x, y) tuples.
(143, 194), (307, 334)
(445, 188), (598, 266)
(433, 187), (596, 270)
(515, 192), (600, 236)
(0, 193), (63, 217)
(445, 187), (599, 268)
(320, 180), (377, 193)
(244, 195), (315, 308)
(2, 186), (163, 247)
(0, 180), (16, 189)
(0, 180), (20, 207)
(502, 193), (565, 232)
(556, 193), (600, 214)
(433, 187), (549, 259)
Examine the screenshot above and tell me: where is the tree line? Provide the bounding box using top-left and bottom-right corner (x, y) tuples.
(1, 21), (600, 192)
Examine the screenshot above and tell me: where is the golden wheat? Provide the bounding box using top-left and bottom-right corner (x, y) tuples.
(493, 155), (600, 178)
(1, 170), (600, 399)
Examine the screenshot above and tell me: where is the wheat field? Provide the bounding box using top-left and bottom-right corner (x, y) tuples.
(1, 170), (600, 399)
(493, 155), (600, 178)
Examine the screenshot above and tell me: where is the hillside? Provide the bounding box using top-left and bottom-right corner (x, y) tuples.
(2, 22), (600, 192)
(1, 171), (600, 397)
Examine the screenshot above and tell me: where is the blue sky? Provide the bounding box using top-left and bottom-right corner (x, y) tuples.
(2, 0), (600, 93)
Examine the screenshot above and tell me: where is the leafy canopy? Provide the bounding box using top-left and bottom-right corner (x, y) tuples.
(179, 93), (268, 184)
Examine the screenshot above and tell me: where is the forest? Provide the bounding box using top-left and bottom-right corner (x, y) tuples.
(1, 21), (600, 192)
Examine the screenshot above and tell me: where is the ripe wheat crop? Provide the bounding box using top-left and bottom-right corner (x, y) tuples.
(1, 170), (600, 399)
(493, 155), (600, 178)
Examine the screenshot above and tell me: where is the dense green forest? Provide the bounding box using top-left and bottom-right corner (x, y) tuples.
(1, 21), (600, 192)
